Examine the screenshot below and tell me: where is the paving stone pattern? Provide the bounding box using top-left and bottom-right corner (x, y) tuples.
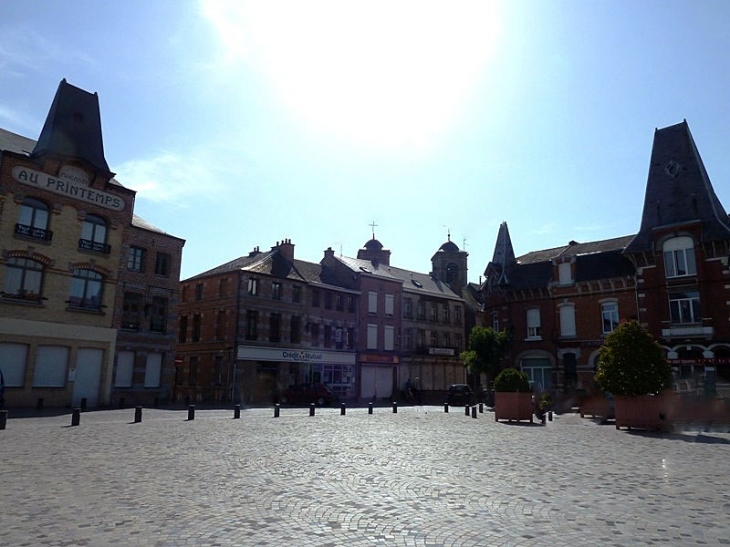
(1, 406), (729, 546)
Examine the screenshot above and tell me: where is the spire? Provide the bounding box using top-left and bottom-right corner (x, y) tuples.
(31, 79), (112, 174)
(485, 221), (516, 284)
(626, 121), (730, 253)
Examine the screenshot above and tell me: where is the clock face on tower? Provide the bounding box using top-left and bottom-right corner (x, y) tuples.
(446, 262), (459, 283)
(664, 160), (680, 178)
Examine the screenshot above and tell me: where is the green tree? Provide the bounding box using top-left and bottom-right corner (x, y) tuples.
(595, 320), (672, 396)
(460, 325), (509, 384)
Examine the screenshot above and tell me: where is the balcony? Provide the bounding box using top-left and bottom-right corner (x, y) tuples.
(78, 238), (111, 254)
(15, 223), (53, 242)
(662, 325), (714, 339)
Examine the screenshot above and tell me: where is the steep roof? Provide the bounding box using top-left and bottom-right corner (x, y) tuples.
(626, 120), (730, 253)
(32, 79), (111, 174)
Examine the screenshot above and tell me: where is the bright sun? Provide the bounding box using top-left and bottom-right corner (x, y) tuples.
(203, 1), (500, 148)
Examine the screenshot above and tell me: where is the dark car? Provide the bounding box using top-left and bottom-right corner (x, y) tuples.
(279, 383), (336, 406)
(447, 384), (474, 406)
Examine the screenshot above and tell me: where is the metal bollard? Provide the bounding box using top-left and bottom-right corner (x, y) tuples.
(392, 402), (398, 414)
(134, 406), (142, 423)
(310, 403), (315, 417)
(340, 403), (346, 416)
(36, 398), (44, 410)
(541, 413), (546, 425)
(274, 404), (280, 418)
(465, 405), (470, 416)
(548, 411), (553, 422)
(154, 397), (160, 408)
(368, 402), (373, 414)
(444, 403), (449, 413)
(187, 405), (195, 421)
(472, 406), (477, 419)
(80, 398), (87, 411)
(71, 408), (81, 427)
(479, 403), (484, 414)
(234, 404), (241, 419)
(119, 397), (125, 409)
(0, 410), (8, 430)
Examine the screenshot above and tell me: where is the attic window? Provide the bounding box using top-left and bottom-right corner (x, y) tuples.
(359, 266), (371, 273)
(412, 279), (423, 288)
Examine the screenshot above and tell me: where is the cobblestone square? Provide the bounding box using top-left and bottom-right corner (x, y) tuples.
(1, 405), (729, 546)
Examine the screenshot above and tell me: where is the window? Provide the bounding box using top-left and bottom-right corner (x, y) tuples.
(367, 323), (378, 349)
(154, 252), (171, 277)
(270, 313), (281, 342)
(430, 304), (438, 322)
(385, 294), (394, 317)
(563, 353), (577, 388)
(3, 257), (43, 301)
(492, 312), (499, 331)
(558, 262), (572, 285)
(442, 305), (449, 324)
(324, 291), (332, 309)
(291, 315), (301, 343)
(292, 285), (302, 303)
(150, 297), (168, 332)
(347, 327), (355, 349)
(324, 325), (332, 347)
(16, 197), (52, 241)
(521, 357), (552, 391)
(663, 236), (697, 278)
(188, 356), (198, 387)
(430, 330), (438, 347)
(178, 315), (188, 343)
(669, 291), (701, 324)
(213, 355), (223, 385)
(145, 353), (162, 388)
(121, 292), (143, 329)
(601, 302), (619, 334)
(559, 304), (576, 337)
(79, 214), (109, 254)
(219, 277), (227, 297)
(195, 283), (203, 300)
(443, 332), (451, 348)
(272, 281), (282, 300)
(312, 289), (320, 307)
(336, 294), (344, 311)
(384, 325), (395, 351)
(0, 343), (28, 387)
(417, 301), (426, 320)
(527, 308), (541, 339)
(335, 327), (344, 349)
(247, 277), (259, 296)
(348, 295), (356, 313)
(115, 351), (134, 388)
(454, 306), (462, 325)
(402, 328), (412, 351)
(246, 310), (258, 340)
(127, 246), (145, 272)
(403, 298), (413, 319)
(69, 268), (103, 309)
(445, 262), (459, 283)
(310, 323), (320, 345)
(33, 345), (69, 387)
(192, 313), (201, 341)
(215, 310), (225, 340)
(455, 334), (463, 352)
(417, 329), (426, 351)
(368, 291), (378, 314)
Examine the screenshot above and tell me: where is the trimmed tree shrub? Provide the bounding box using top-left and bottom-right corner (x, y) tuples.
(493, 367), (530, 393)
(595, 320), (671, 396)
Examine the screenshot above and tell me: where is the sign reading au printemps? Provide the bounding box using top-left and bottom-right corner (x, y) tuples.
(12, 166), (125, 211)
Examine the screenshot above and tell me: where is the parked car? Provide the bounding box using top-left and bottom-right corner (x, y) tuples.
(447, 384), (474, 406)
(279, 383), (336, 406)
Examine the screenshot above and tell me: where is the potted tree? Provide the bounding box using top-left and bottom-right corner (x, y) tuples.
(493, 367), (533, 423)
(594, 320), (672, 430)
(460, 326), (509, 406)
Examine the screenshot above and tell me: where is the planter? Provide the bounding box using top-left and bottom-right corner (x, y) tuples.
(579, 394), (613, 419)
(614, 394), (666, 430)
(494, 392), (533, 423)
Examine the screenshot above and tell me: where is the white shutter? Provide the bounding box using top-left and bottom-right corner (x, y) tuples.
(115, 351), (134, 387)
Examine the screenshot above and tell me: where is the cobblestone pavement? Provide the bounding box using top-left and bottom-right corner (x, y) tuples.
(1, 405), (730, 547)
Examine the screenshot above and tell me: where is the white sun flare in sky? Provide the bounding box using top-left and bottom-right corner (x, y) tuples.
(202, 1), (501, 148)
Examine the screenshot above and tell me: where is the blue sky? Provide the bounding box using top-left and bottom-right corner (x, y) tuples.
(2, 1), (730, 282)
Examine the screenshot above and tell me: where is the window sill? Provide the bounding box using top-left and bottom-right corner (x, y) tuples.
(1, 296), (45, 307)
(66, 305), (105, 315)
(525, 336), (542, 341)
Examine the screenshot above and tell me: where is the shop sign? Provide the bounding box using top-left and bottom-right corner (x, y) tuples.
(360, 353), (399, 364)
(12, 166), (125, 211)
(668, 358), (730, 365)
(237, 345), (355, 365)
(429, 348), (455, 356)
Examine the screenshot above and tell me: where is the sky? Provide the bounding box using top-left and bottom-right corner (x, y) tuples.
(2, 1), (730, 282)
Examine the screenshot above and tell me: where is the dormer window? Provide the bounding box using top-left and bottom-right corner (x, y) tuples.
(558, 262), (572, 285)
(663, 236), (696, 278)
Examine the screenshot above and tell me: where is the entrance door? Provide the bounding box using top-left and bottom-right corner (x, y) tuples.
(72, 348), (103, 407)
(360, 365), (393, 399)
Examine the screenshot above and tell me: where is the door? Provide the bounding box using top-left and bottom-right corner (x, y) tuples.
(72, 348), (103, 407)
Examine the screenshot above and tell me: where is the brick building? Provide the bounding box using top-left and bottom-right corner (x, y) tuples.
(0, 79), (184, 408)
(482, 121), (730, 397)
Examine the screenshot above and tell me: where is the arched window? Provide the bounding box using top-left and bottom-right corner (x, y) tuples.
(445, 262), (459, 283)
(16, 197), (52, 241)
(663, 236), (696, 278)
(3, 257), (43, 300)
(79, 214), (109, 254)
(69, 268), (103, 309)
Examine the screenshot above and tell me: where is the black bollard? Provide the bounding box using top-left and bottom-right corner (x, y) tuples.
(472, 406), (477, 419)
(309, 403), (315, 417)
(71, 408), (81, 426)
(154, 397), (159, 408)
(134, 406), (142, 423)
(187, 405), (195, 421)
(444, 403), (449, 413)
(392, 402), (398, 414)
(548, 411), (553, 422)
(119, 397), (125, 409)
(465, 404), (470, 416)
(479, 403), (484, 414)
(541, 413), (546, 425)
(36, 397), (44, 410)
(234, 404), (241, 419)
(368, 402), (373, 414)
(80, 398), (87, 411)
(340, 403), (346, 416)
(0, 410), (8, 430)
(274, 404), (280, 418)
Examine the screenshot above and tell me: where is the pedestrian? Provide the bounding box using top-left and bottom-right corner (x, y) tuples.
(405, 378), (413, 401)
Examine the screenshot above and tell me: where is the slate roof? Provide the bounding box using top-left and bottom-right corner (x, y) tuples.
(0, 127), (36, 155)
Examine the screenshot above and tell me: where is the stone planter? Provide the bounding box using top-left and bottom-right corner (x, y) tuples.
(614, 394), (665, 430)
(494, 392), (533, 423)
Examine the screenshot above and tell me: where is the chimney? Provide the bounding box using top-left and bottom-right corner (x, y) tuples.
(248, 246), (260, 258)
(278, 238), (294, 262)
(323, 247), (335, 260)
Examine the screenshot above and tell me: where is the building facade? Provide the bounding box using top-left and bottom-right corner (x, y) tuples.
(0, 79), (184, 408)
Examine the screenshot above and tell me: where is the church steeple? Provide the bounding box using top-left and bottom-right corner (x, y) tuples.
(431, 232), (468, 290)
(626, 120), (730, 253)
(485, 221), (516, 285)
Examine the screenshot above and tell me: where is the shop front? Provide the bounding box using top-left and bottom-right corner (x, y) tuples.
(359, 353), (399, 402)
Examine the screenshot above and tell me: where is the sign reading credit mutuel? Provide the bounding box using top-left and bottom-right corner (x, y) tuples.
(12, 166), (126, 211)
(237, 345), (356, 365)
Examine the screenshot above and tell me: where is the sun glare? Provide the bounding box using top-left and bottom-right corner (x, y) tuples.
(202, 1), (500, 148)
